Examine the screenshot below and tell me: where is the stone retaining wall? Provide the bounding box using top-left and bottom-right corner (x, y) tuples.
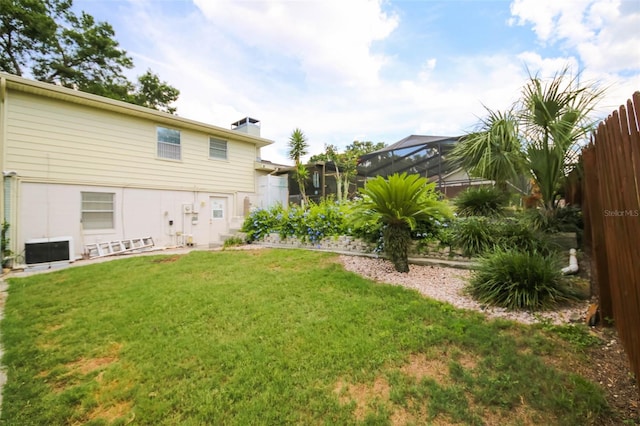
(259, 234), (374, 253)
(255, 234), (476, 269)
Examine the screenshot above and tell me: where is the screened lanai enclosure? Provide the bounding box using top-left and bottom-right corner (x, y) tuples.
(280, 134), (492, 204)
(356, 135), (490, 197)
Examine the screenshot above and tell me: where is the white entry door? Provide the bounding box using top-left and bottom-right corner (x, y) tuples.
(209, 197), (228, 246)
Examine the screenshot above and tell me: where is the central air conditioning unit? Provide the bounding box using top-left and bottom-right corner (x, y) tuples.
(25, 236), (74, 265)
(182, 204), (193, 214)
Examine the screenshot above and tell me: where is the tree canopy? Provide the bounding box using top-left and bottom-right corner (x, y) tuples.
(310, 140), (386, 201)
(1, 0), (179, 113)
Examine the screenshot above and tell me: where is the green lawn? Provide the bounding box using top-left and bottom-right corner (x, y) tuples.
(1, 249), (609, 425)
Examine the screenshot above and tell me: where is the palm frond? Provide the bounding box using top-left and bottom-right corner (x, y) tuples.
(449, 107), (525, 185)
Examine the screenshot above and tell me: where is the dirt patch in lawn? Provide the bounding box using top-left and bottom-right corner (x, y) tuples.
(151, 255), (181, 263)
(85, 400), (133, 424)
(65, 343), (122, 375)
(66, 356), (117, 375)
(334, 376), (391, 421)
(399, 353), (450, 384)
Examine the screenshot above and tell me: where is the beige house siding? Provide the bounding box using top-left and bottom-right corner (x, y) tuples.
(0, 73), (273, 261)
(5, 91), (257, 193)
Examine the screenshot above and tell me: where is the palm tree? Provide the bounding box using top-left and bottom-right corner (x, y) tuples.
(519, 67), (605, 212)
(288, 128), (309, 205)
(450, 67), (604, 213)
(449, 107), (524, 192)
(357, 173), (451, 272)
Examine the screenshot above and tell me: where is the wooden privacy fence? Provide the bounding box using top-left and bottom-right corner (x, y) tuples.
(582, 91), (640, 386)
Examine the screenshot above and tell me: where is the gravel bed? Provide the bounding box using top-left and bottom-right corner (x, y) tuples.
(339, 254), (590, 325)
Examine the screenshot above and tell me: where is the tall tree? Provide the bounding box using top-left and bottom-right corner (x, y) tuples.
(311, 140), (386, 201)
(288, 128), (309, 205)
(131, 70), (180, 115)
(0, 0), (179, 113)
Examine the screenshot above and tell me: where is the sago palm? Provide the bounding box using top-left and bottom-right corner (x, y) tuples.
(357, 173), (451, 272)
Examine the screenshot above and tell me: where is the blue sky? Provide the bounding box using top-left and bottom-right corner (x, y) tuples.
(73, 0), (640, 165)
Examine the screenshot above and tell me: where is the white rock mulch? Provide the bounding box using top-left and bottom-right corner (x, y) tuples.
(338, 255), (590, 326)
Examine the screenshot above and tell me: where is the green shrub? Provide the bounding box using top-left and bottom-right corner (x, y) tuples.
(242, 200), (350, 244)
(279, 200), (349, 243)
(1, 221), (12, 268)
(454, 186), (508, 217)
(278, 204), (306, 239)
(523, 206), (583, 233)
(467, 250), (581, 310)
(451, 216), (498, 257)
(437, 226), (454, 249)
(346, 207), (384, 252)
(497, 217), (553, 255)
(223, 236), (245, 249)
(521, 206), (584, 248)
(242, 204), (284, 242)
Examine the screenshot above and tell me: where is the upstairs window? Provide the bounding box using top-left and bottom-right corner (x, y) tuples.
(209, 137), (227, 160)
(157, 127), (181, 160)
(81, 192), (114, 230)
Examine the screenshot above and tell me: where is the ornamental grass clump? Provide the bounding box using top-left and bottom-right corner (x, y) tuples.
(497, 217), (554, 255)
(453, 186), (508, 217)
(451, 216), (498, 257)
(467, 249), (581, 311)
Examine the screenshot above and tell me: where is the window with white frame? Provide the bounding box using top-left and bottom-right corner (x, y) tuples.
(157, 127), (181, 160)
(209, 137), (227, 160)
(81, 192), (114, 230)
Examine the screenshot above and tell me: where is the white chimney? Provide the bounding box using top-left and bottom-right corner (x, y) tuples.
(231, 117), (260, 137)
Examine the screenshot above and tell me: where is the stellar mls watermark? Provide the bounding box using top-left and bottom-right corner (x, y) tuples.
(603, 209), (639, 217)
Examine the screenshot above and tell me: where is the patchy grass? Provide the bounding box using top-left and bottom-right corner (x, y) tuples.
(1, 249), (611, 425)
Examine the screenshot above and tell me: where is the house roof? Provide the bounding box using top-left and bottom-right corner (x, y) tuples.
(0, 72), (273, 148)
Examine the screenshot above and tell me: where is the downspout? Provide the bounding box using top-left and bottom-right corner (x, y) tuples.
(561, 248), (579, 275)
(1, 75), (6, 224)
(0, 75), (12, 264)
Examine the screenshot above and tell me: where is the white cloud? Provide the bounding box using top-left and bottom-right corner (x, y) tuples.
(192, 0), (399, 87)
(509, 0), (640, 73)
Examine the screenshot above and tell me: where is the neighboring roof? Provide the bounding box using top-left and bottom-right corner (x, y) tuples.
(0, 72), (273, 148)
(254, 159), (290, 172)
(357, 134), (464, 179)
(363, 134), (462, 158)
(272, 161), (342, 175)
